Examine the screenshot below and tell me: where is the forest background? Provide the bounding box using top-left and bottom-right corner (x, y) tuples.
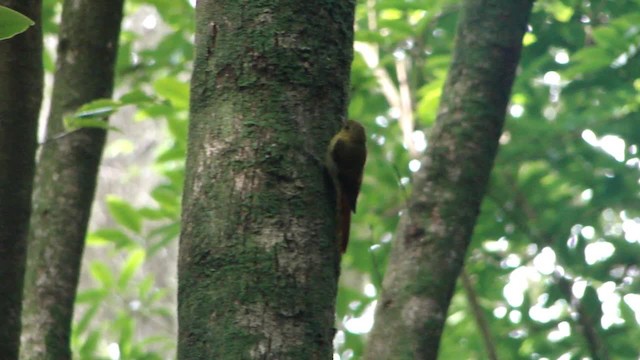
(1, 0), (640, 359)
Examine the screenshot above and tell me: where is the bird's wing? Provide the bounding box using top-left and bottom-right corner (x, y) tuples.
(331, 138), (364, 213)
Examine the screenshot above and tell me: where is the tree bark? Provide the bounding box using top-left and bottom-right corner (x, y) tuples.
(0, 1), (43, 358)
(20, 0), (124, 358)
(178, 1), (355, 359)
(365, 1), (533, 359)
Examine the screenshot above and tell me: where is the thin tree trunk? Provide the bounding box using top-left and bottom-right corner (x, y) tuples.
(20, 0), (124, 358)
(0, 1), (43, 358)
(365, 1), (533, 359)
(556, 272), (609, 359)
(178, 1), (355, 358)
(462, 270), (498, 360)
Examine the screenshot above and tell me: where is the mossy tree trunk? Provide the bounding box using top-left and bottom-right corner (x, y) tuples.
(0, 1), (43, 358)
(178, 1), (355, 359)
(365, 0), (533, 359)
(20, 0), (124, 358)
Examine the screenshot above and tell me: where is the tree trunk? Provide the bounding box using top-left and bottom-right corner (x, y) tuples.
(20, 0), (124, 358)
(178, 1), (355, 359)
(365, 1), (533, 359)
(0, 1), (43, 358)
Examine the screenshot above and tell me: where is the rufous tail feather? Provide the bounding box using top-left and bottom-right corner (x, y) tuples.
(339, 193), (351, 253)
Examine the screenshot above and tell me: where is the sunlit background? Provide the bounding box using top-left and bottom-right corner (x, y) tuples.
(33, 0), (640, 358)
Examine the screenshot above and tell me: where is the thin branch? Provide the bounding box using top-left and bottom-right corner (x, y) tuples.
(487, 179), (610, 360)
(395, 55), (416, 155)
(461, 269), (499, 360)
(38, 128), (83, 147)
(353, 41), (401, 112)
(556, 275), (610, 360)
(366, 0), (377, 31)
(353, 0), (401, 119)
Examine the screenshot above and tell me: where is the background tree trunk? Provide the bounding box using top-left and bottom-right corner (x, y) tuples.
(178, 1), (355, 358)
(365, 0), (533, 359)
(0, 1), (43, 358)
(20, 0), (124, 358)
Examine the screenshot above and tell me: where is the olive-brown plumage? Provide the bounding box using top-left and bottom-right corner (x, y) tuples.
(326, 120), (367, 253)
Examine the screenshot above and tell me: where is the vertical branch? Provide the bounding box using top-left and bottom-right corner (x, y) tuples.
(20, 0), (124, 358)
(461, 270), (499, 360)
(489, 181), (611, 359)
(355, 0), (402, 117)
(366, 0), (377, 31)
(556, 276), (609, 360)
(395, 55), (416, 155)
(365, 1), (533, 358)
(0, 1), (43, 358)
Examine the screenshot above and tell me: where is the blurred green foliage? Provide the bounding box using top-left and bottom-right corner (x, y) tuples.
(41, 0), (640, 358)
(345, 0), (640, 358)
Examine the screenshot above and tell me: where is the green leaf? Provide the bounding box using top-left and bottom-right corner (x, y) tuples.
(150, 306), (172, 318)
(75, 98), (121, 117)
(139, 275), (155, 299)
(166, 116), (188, 142)
(63, 99), (123, 132)
(90, 261), (115, 289)
(551, 4), (573, 22)
(336, 286), (368, 316)
(63, 116), (122, 132)
(106, 195), (142, 234)
(87, 228), (137, 248)
(116, 313), (134, 356)
(591, 26), (626, 51)
(150, 186), (180, 209)
(138, 207), (168, 220)
(148, 222), (180, 256)
(119, 90), (156, 105)
(75, 304), (99, 335)
(149, 289), (168, 304)
(76, 288), (108, 304)
(118, 248), (146, 290)
(153, 77), (189, 109)
(0, 6), (34, 40)
(79, 330), (101, 357)
(156, 144), (186, 163)
(564, 47), (613, 77)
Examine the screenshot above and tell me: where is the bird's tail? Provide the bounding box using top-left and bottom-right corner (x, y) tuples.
(339, 193), (351, 253)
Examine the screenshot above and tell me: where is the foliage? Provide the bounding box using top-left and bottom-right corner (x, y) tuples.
(0, 5), (33, 40)
(41, 1), (193, 357)
(70, 78), (187, 358)
(37, 0), (640, 358)
(344, 0), (640, 359)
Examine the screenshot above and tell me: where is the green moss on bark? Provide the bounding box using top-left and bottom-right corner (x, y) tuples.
(365, 1), (534, 359)
(20, 0), (124, 358)
(179, 0), (355, 359)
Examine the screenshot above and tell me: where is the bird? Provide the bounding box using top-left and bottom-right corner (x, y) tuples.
(326, 120), (367, 253)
